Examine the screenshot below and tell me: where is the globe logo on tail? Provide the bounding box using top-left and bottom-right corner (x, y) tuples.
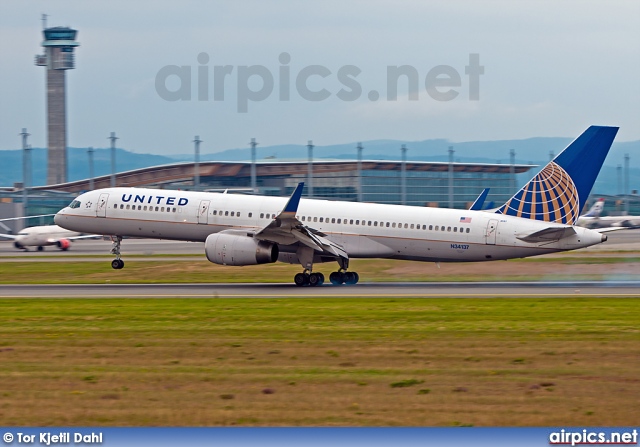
(496, 162), (580, 224)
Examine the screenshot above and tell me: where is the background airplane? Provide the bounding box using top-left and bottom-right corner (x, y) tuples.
(0, 215), (99, 251)
(577, 199), (640, 229)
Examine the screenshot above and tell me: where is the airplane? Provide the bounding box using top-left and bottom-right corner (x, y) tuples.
(577, 198), (640, 229)
(55, 125), (619, 286)
(0, 224), (98, 251)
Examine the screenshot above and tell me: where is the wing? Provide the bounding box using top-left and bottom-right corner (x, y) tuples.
(45, 234), (102, 244)
(254, 182), (348, 259)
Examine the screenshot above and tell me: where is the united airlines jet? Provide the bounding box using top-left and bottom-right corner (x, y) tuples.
(55, 126), (618, 286)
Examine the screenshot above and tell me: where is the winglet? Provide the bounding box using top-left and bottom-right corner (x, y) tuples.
(469, 188), (490, 211)
(282, 182), (305, 214)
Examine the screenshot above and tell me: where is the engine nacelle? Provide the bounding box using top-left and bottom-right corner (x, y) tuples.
(205, 233), (278, 266)
(57, 239), (71, 250)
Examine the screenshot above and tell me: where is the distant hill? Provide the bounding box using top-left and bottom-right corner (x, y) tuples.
(1, 137), (637, 196)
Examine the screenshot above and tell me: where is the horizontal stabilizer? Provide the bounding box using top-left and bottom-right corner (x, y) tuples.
(517, 226), (576, 243)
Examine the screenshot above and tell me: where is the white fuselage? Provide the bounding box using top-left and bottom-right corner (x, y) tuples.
(13, 225), (81, 249)
(54, 187), (606, 263)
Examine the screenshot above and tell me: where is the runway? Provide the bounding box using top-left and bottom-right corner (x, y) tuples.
(1, 281), (639, 298)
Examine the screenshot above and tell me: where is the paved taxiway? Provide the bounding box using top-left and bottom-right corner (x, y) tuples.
(1, 281), (639, 298)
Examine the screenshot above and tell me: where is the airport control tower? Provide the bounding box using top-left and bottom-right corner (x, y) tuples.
(35, 16), (79, 185)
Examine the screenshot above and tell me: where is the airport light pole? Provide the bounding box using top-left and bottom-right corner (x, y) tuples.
(109, 132), (118, 187)
(401, 144), (407, 205)
(307, 140), (314, 198)
(448, 146), (454, 208)
(624, 153), (630, 214)
(20, 128), (31, 216)
(87, 146), (95, 190)
(250, 138), (258, 194)
(357, 142), (363, 202)
(509, 149), (516, 192)
(193, 135), (202, 191)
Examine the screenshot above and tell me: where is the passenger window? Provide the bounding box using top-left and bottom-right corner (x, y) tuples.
(161, 207), (165, 212)
(422, 225), (426, 230)
(392, 223), (396, 228)
(237, 212), (241, 217)
(301, 216), (305, 221)
(231, 211), (235, 217)
(213, 210), (217, 215)
(410, 224), (414, 229)
(155, 206), (159, 211)
(368, 221), (372, 226)
(435, 226), (439, 231)
(447, 226), (451, 231)
(386, 222), (390, 227)
(355, 220), (359, 225)
(429, 225), (433, 230)
(319, 217), (324, 222)
(337, 219), (341, 224)
(332, 218), (336, 223)
(350, 219), (354, 224)
(313, 217), (318, 222)
(260, 213), (264, 218)
(120, 204), (124, 209)
(454, 227), (457, 232)
(404, 223), (408, 229)
(144, 206), (148, 211)
(138, 205), (142, 210)
(466, 228), (470, 233)
(225, 211), (229, 216)
(249, 212), (253, 218)
(126, 204), (130, 210)
(173, 208), (176, 212)
(113, 204), (117, 209)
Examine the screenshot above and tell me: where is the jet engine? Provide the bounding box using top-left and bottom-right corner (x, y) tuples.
(205, 233), (278, 266)
(57, 239), (71, 250)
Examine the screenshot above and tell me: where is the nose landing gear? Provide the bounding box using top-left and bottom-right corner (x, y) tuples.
(110, 236), (124, 269)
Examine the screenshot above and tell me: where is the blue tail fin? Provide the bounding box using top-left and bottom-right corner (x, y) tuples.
(495, 126), (618, 224)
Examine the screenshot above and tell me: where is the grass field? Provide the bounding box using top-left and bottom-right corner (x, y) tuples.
(0, 297), (638, 426)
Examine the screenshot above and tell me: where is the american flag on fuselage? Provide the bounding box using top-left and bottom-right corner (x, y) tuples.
(459, 217), (472, 223)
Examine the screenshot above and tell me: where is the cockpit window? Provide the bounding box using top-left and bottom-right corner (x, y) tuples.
(69, 200), (81, 209)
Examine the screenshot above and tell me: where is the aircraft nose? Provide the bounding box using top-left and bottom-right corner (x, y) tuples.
(53, 209), (64, 225)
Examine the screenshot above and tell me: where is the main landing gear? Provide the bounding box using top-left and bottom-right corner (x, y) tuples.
(294, 271), (325, 287)
(110, 236), (124, 269)
(293, 256), (359, 287)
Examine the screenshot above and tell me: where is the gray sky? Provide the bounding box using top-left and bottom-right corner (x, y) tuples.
(1, 0), (639, 155)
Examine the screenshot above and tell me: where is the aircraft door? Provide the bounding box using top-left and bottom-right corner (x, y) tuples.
(96, 193), (109, 218)
(485, 219), (499, 245)
(198, 200), (210, 224)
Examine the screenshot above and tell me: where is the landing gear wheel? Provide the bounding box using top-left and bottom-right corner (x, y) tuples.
(308, 272), (324, 287)
(344, 271), (359, 285)
(294, 272), (309, 286)
(111, 259), (124, 270)
(330, 271), (345, 285)
(37, 246), (44, 252)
